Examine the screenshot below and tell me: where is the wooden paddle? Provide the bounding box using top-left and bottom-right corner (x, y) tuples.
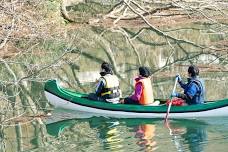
(164, 77), (178, 123)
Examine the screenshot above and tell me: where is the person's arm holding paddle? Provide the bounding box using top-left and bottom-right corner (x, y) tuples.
(171, 65), (205, 105)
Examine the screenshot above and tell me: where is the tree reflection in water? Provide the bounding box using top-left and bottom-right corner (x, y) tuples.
(89, 119), (124, 152)
(44, 116), (210, 152)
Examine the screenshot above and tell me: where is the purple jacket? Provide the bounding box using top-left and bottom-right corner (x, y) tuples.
(130, 76), (143, 102)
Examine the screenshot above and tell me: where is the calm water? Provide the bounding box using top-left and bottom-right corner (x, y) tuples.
(45, 112), (228, 152)
(1, 111), (228, 152)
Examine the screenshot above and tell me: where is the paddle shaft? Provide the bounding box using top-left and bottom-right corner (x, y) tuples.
(165, 77), (178, 122)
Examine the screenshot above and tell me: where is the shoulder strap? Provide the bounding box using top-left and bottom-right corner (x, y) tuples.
(99, 76), (106, 86)
(191, 79), (203, 95)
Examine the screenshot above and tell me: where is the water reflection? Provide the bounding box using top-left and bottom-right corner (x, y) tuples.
(88, 118), (124, 152)
(0, 120), (47, 152)
(5, 116), (228, 152)
(168, 119), (208, 152)
(45, 117), (209, 152)
(135, 124), (158, 151)
(46, 117), (125, 151)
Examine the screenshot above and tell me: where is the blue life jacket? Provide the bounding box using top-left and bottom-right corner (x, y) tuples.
(184, 77), (205, 104)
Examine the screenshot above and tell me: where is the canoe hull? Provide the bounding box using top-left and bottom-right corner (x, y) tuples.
(45, 91), (228, 119)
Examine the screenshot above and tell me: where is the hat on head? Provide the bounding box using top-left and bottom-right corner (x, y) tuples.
(100, 62), (113, 76)
(139, 66), (151, 78)
(188, 65), (199, 77)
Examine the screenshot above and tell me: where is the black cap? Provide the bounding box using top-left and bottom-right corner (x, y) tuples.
(188, 65), (199, 77)
(139, 66), (151, 77)
(100, 62), (113, 76)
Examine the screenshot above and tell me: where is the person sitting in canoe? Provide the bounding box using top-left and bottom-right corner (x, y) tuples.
(171, 65), (205, 105)
(120, 66), (156, 105)
(88, 62), (121, 104)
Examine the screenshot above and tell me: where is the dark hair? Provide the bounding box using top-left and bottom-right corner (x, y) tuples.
(101, 62), (113, 74)
(188, 65), (199, 77)
(139, 66), (151, 78)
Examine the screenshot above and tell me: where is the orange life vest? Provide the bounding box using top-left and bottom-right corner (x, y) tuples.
(135, 77), (154, 105)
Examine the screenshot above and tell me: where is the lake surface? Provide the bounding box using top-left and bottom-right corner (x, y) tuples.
(45, 112), (228, 152)
(1, 110), (228, 152)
